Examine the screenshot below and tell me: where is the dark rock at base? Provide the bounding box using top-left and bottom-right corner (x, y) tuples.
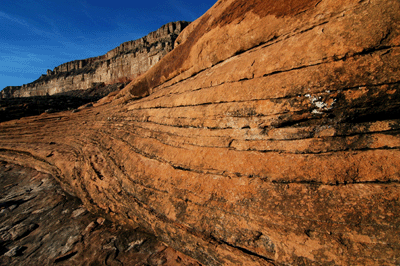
(0, 82), (128, 123)
(0, 161), (201, 266)
(3, 246), (23, 257)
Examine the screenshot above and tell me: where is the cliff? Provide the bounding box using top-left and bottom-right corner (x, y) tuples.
(0, 21), (189, 99)
(1, 0), (400, 265)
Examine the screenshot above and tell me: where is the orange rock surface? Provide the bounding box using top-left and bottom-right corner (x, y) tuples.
(1, 0), (400, 265)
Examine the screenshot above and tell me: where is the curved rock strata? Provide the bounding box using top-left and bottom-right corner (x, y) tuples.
(1, 0), (400, 265)
(0, 162), (201, 266)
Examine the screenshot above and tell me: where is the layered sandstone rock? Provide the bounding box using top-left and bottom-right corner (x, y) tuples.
(0, 21), (189, 98)
(0, 0), (400, 265)
(0, 162), (201, 266)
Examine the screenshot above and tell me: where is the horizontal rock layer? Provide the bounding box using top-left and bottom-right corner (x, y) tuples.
(0, 0), (400, 265)
(0, 21), (189, 98)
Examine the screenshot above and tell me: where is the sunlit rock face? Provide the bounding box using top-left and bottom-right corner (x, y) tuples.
(1, 0), (400, 265)
(0, 21), (190, 99)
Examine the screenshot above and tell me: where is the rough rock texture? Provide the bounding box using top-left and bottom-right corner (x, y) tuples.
(0, 21), (189, 99)
(0, 161), (201, 266)
(0, 0), (400, 265)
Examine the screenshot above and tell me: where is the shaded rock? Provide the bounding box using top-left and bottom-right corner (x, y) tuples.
(0, 162), (201, 265)
(126, 239), (145, 251)
(4, 246), (23, 257)
(7, 205), (17, 212)
(71, 207), (87, 218)
(82, 221), (97, 235)
(53, 250), (78, 263)
(97, 217), (106, 225)
(0, 95), (98, 122)
(60, 235), (80, 255)
(9, 223), (38, 241)
(44, 108), (55, 114)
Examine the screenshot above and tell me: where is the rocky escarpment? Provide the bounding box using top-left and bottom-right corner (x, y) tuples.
(0, 21), (189, 99)
(1, 0), (400, 265)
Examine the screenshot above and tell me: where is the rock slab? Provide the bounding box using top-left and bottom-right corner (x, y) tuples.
(0, 161), (201, 265)
(0, 0), (400, 265)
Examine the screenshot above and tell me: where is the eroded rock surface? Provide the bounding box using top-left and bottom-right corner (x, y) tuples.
(0, 0), (399, 265)
(0, 161), (201, 266)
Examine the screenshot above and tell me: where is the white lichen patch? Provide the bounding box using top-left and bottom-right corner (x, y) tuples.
(305, 93), (336, 114)
(315, 101), (328, 109)
(312, 109), (324, 114)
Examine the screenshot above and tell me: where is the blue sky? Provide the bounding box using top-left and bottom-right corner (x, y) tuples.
(0, 0), (216, 90)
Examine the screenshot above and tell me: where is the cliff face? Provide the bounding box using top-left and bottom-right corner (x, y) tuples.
(1, 0), (400, 265)
(0, 21), (189, 99)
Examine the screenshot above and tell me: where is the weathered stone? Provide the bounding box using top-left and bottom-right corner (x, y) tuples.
(7, 205), (17, 212)
(0, 162), (200, 265)
(83, 221), (97, 235)
(71, 207), (87, 218)
(97, 217), (106, 225)
(4, 246), (22, 257)
(0, 0), (399, 265)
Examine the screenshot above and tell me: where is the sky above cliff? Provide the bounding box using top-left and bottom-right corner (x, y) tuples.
(0, 0), (216, 90)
